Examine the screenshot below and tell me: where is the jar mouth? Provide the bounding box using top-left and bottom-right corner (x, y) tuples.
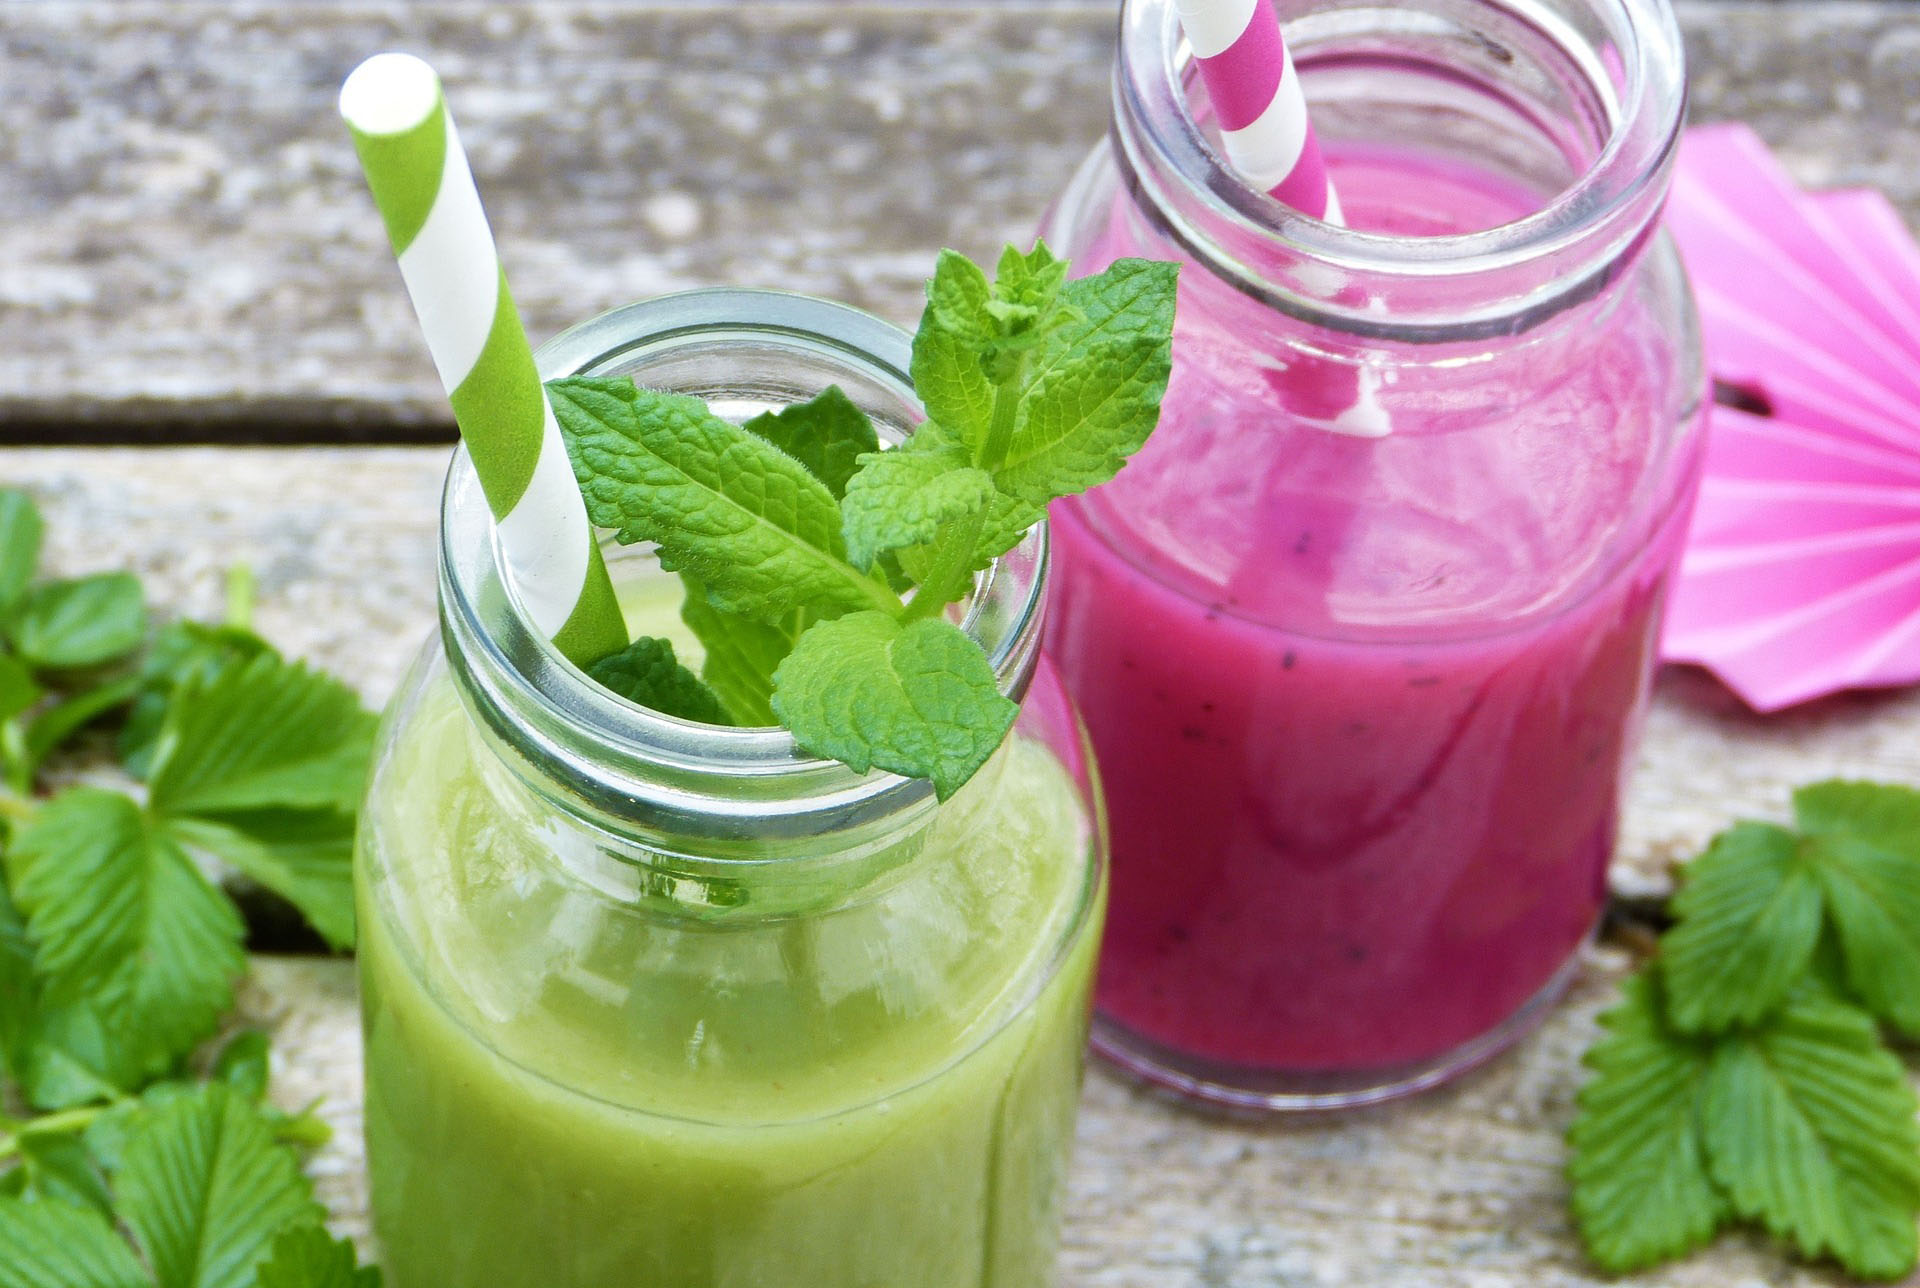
(439, 288), (1048, 839)
(1114, 0), (1687, 335)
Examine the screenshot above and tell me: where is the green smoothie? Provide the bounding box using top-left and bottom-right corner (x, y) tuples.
(357, 666), (1103, 1287)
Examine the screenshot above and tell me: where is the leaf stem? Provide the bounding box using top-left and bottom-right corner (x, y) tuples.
(224, 564), (256, 630)
(902, 507), (987, 623)
(976, 360), (1025, 475)
(0, 1102), (112, 1160)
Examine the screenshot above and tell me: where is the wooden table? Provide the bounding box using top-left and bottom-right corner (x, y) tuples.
(10, 3), (1920, 1283)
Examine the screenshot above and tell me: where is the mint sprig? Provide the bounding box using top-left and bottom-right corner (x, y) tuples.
(552, 243), (1177, 798)
(1570, 780), (1920, 1281)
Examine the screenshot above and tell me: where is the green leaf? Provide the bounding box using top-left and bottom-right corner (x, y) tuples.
(1660, 822), (1823, 1032)
(165, 810), (358, 952)
(910, 250), (997, 451)
(1566, 969), (1726, 1273)
(586, 636), (732, 725)
(253, 1226), (381, 1288)
(985, 241), (1074, 354)
(551, 377), (897, 626)
(1792, 780), (1920, 1035)
(13, 1132), (113, 1221)
(993, 258), (1178, 506)
(874, 423), (1042, 582)
(18, 1001), (132, 1110)
(0, 654), (40, 724)
(116, 1083), (324, 1288)
(121, 623), (276, 780)
(19, 675), (141, 786)
(0, 878), (33, 1087)
(8, 573), (146, 670)
(840, 436), (996, 572)
(211, 1031), (272, 1103)
(739, 386), (880, 501)
(147, 653), (376, 817)
(771, 611), (1016, 800)
(0, 490), (44, 613)
(678, 577), (789, 728)
(81, 1080), (200, 1175)
(0, 1196), (151, 1288)
(1702, 987), (1920, 1279)
(7, 791), (245, 1081)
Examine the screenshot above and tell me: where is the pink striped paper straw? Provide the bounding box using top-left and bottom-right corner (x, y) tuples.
(1176, 0), (1343, 224)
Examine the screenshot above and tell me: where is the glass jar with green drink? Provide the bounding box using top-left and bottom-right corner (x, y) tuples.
(356, 290), (1108, 1288)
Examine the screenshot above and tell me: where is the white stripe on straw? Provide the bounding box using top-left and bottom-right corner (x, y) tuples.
(389, 122), (592, 637)
(341, 53), (627, 659)
(1173, 0), (1389, 436)
(1174, 0), (1342, 223)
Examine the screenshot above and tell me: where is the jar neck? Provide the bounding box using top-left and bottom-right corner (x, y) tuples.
(436, 289), (1048, 871)
(1109, 0), (1686, 341)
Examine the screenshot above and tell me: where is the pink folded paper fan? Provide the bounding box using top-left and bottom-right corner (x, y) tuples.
(1660, 122), (1920, 711)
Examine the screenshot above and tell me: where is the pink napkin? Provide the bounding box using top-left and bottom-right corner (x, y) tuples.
(1661, 123), (1920, 711)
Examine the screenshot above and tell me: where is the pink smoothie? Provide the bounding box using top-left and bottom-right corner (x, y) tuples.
(1045, 142), (1698, 1074)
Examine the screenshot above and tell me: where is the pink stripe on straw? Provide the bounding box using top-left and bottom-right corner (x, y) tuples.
(1180, 0), (1341, 222)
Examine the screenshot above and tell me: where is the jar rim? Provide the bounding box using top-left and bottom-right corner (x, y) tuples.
(1113, 0), (1688, 331)
(438, 287), (1049, 839)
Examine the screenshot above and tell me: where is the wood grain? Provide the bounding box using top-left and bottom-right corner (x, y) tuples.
(6, 2), (1920, 436)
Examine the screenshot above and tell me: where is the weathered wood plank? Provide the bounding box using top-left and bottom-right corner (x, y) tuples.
(6, 1), (1920, 435)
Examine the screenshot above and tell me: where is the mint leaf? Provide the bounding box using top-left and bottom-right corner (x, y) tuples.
(0, 490), (43, 613)
(911, 250), (997, 450)
(1792, 780), (1920, 1035)
(840, 437), (995, 572)
(1661, 822), (1822, 1032)
(7, 791), (245, 1082)
(116, 1083), (324, 1288)
(253, 1226), (381, 1288)
(552, 378), (898, 626)
(586, 636), (731, 725)
(740, 386), (880, 500)
(147, 654), (376, 817)
(8, 574), (146, 670)
(993, 258), (1178, 506)
(121, 623), (276, 780)
(0, 1196), (151, 1288)
(1702, 987), (1920, 1279)
(771, 611), (1016, 800)
(888, 422), (1044, 576)
(166, 811), (357, 952)
(678, 578), (788, 727)
(983, 242), (1075, 361)
(1567, 969), (1726, 1272)
(13, 1132), (114, 1221)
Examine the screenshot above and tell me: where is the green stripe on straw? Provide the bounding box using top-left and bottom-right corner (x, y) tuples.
(339, 52), (628, 669)
(449, 266), (548, 517)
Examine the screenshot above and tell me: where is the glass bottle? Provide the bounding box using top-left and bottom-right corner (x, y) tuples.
(356, 290), (1107, 1285)
(1040, 0), (1701, 1107)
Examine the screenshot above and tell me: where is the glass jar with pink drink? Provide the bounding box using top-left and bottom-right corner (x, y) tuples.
(1040, 0), (1702, 1107)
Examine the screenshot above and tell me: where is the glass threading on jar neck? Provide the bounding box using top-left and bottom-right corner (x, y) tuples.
(436, 289), (1049, 870)
(1107, 0), (1687, 341)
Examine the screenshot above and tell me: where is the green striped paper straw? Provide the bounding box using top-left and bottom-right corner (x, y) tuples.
(338, 52), (628, 668)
